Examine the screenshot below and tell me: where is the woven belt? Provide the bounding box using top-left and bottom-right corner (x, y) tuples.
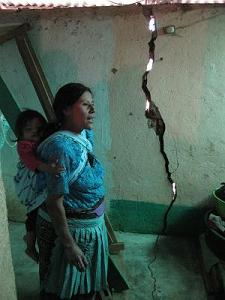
(65, 198), (104, 219)
(65, 210), (98, 219)
(39, 198), (104, 220)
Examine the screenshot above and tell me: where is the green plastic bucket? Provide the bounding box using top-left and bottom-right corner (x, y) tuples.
(213, 190), (225, 219)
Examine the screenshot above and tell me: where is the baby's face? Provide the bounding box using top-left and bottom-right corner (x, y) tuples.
(22, 118), (44, 142)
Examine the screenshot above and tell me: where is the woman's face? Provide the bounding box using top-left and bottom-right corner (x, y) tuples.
(64, 91), (95, 133)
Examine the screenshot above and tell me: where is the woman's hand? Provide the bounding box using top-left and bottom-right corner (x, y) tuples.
(64, 243), (88, 272)
(45, 195), (88, 271)
(38, 160), (64, 175)
(49, 160), (64, 176)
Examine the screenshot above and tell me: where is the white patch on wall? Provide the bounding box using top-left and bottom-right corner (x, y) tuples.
(0, 112), (16, 150)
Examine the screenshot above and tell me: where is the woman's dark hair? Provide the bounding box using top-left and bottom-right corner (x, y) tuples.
(53, 83), (92, 124)
(42, 83), (92, 139)
(15, 109), (47, 140)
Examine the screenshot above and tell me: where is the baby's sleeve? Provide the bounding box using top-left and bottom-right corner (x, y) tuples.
(17, 141), (42, 172)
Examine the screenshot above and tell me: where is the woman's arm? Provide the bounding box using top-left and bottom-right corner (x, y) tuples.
(46, 195), (88, 271)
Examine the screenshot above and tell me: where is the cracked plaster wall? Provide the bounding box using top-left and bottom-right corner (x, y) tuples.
(0, 5), (225, 229)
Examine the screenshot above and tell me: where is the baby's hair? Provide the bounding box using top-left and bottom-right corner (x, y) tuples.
(15, 109), (47, 141)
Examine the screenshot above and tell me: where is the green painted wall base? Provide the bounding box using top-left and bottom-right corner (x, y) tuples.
(109, 199), (211, 236)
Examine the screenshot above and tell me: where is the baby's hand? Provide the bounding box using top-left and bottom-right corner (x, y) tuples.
(48, 160), (64, 176)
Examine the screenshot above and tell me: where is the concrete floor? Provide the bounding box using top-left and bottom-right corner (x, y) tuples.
(9, 221), (208, 300)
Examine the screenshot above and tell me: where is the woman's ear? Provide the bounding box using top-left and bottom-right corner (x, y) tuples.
(62, 106), (71, 117)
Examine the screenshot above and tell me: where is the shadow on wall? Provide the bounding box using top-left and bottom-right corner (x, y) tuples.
(166, 196), (214, 235)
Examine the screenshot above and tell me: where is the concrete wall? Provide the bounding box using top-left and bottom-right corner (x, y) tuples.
(0, 117), (17, 299)
(0, 173), (17, 299)
(0, 5), (225, 234)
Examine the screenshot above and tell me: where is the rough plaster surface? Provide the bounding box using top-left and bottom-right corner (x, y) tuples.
(0, 119), (25, 221)
(0, 176), (17, 300)
(0, 5), (225, 221)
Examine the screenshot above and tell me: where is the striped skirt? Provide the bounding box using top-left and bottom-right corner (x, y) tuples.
(36, 210), (108, 299)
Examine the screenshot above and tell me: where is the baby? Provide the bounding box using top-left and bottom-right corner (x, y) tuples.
(15, 109), (63, 262)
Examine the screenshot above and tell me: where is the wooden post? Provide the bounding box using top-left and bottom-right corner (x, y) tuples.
(105, 214), (124, 254)
(0, 23), (30, 45)
(15, 33), (55, 121)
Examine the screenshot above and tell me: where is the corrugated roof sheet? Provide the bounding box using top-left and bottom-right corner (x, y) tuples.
(0, 0), (144, 9)
(0, 0), (224, 9)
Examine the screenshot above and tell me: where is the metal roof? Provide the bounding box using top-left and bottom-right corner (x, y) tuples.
(0, 0), (224, 10)
(0, 0), (146, 9)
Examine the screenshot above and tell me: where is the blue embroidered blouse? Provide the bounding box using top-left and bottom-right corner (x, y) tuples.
(38, 130), (105, 210)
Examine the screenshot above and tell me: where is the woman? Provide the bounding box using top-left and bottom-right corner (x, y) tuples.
(36, 83), (108, 300)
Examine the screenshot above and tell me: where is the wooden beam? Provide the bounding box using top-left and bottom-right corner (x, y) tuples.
(108, 256), (129, 292)
(109, 243), (125, 255)
(15, 32), (55, 122)
(105, 214), (124, 254)
(0, 23), (31, 46)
